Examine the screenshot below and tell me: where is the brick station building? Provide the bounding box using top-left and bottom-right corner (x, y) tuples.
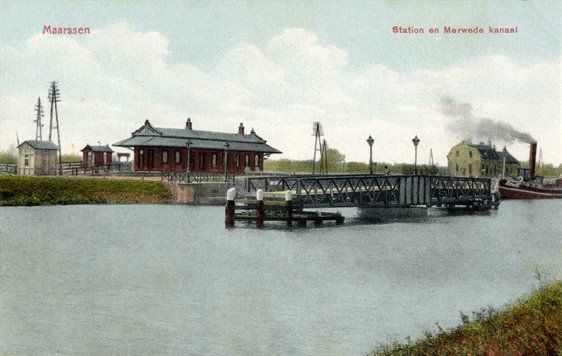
(113, 119), (281, 173)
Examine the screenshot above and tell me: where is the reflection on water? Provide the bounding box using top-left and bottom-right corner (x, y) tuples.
(0, 200), (560, 355)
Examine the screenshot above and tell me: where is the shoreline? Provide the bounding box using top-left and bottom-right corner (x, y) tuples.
(0, 175), (172, 206)
(370, 281), (561, 355)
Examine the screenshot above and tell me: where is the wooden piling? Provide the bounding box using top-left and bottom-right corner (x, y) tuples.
(335, 212), (344, 225)
(256, 189), (264, 229)
(225, 187), (236, 228)
(285, 190), (293, 228)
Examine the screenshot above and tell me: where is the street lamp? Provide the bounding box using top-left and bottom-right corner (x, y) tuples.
(186, 140), (192, 174)
(366, 135), (374, 174)
(412, 135), (420, 175)
(224, 142), (230, 180)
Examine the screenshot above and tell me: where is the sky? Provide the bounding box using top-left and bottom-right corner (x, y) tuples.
(1, 0), (560, 165)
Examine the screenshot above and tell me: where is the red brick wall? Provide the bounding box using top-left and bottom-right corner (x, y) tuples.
(133, 146), (264, 174)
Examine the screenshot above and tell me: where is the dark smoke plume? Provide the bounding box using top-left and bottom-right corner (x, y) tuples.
(440, 96), (535, 144)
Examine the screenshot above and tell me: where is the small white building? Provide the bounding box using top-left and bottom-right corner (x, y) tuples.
(17, 140), (58, 175)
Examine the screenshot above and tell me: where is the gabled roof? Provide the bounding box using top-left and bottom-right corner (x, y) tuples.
(114, 120), (282, 154)
(18, 140), (58, 150)
(496, 149), (519, 164)
(81, 144), (114, 153)
(469, 144), (499, 160)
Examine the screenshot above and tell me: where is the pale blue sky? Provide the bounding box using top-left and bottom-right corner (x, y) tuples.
(2, 0), (560, 72)
(1, 1), (560, 164)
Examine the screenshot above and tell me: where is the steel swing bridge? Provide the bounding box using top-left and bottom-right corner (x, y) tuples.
(242, 174), (498, 209)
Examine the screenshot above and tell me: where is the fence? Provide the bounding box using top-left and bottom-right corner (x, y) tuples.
(0, 163), (17, 174)
(161, 172), (236, 183)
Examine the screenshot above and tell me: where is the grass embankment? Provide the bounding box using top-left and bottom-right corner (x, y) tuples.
(0, 175), (172, 206)
(371, 281), (561, 355)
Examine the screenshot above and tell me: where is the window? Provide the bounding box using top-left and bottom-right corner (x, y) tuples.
(24, 154), (29, 167)
(254, 154), (259, 167)
(455, 163), (458, 172)
(199, 153), (206, 170)
(162, 150), (168, 164)
(469, 151), (473, 158)
(175, 150), (180, 164)
(245, 154), (249, 167)
(468, 164), (472, 176)
(212, 153), (217, 167)
(456, 150), (459, 157)
(235, 154), (240, 168)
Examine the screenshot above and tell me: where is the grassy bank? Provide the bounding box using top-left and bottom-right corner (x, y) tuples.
(0, 175), (172, 206)
(371, 281), (561, 355)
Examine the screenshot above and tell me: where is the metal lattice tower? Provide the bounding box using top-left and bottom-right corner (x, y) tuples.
(34, 97), (44, 141)
(320, 139), (328, 175)
(429, 148), (434, 166)
(48, 82), (62, 175)
(312, 122), (324, 174)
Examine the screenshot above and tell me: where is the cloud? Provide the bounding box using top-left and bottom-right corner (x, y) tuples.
(1, 24), (560, 165)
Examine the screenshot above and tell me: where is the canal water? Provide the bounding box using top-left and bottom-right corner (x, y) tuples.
(1, 200), (560, 355)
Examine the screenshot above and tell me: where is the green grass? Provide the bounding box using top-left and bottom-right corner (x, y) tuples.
(0, 175), (172, 206)
(370, 281), (562, 355)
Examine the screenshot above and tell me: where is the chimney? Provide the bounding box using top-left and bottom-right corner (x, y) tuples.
(487, 139), (492, 147)
(530, 142), (537, 180)
(238, 122), (244, 135)
(186, 118), (192, 130)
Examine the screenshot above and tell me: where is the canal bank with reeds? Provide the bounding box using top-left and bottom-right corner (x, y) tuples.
(370, 281), (561, 355)
(0, 175), (172, 206)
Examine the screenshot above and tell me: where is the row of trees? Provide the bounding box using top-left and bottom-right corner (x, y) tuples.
(264, 148), (443, 175)
(0, 149), (82, 165)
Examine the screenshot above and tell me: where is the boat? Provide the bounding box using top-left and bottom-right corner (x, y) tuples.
(498, 142), (562, 199)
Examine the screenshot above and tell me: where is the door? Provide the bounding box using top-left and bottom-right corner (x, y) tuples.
(147, 149), (154, 170)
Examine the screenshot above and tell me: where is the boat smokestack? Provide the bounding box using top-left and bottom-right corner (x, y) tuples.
(530, 141), (537, 180)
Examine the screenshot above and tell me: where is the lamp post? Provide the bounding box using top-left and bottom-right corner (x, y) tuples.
(366, 135), (374, 174)
(224, 142), (230, 180)
(412, 135), (420, 175)
(186, 140), (192, 174)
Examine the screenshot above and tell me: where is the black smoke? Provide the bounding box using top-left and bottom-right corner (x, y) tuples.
(440, 96), (535, 144)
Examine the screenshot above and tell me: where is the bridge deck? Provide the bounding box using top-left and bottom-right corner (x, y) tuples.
(243, 174), (496, 209)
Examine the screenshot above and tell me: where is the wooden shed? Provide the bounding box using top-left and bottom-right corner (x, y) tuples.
(81, 144), (114, 167)
(17, 140), (58, 175)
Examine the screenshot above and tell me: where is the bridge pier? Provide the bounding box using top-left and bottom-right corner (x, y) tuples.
(256, 189), (265, 229)
(285, 191), (293, 228)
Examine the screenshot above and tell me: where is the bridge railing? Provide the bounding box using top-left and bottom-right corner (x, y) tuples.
(428, 176), (491, 205)
(244, 174), (492, 208)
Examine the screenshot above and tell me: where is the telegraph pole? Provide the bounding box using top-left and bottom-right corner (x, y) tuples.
(312, 122), (324, 174)
(321, 139), (328, 175)
(48, 82), (62, 175)
(429, 148), (434, 166)
(34, 97), (44, 141)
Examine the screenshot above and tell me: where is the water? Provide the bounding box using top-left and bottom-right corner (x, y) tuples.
(1, 200), (560, 355)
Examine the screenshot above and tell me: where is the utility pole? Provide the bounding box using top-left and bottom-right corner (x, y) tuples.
(48, 82), (62, 175)
(429, 148), (434, 166)
(312, 122), (324, 174)
(321, 139), (328, 175)
(34, 97), (44, 141)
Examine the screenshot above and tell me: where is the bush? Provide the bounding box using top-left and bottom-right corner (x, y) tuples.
(371, 281), (562, 355)
(0, 176), (172, 206)
(0, 150), (17, 164)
